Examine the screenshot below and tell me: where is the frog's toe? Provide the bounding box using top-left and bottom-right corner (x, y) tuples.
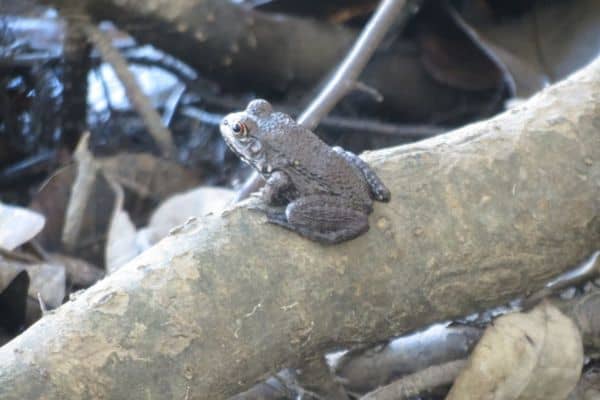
(265, 209), (288, 225)
(373, 185), (391, 202)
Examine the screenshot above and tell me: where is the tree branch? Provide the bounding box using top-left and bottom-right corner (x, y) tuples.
(0, 57), (598, 400)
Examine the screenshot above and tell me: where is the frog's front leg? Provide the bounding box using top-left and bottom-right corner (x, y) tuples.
(261, 170), (295, 206)
(266, 195), (369, 244)
(332, 146), (391, 202)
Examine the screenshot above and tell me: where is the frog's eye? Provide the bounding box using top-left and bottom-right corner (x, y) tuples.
(232, 122), (248, 137)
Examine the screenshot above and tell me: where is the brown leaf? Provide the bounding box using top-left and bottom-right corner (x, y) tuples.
(105, 177), (139, 274)
(447, 302), (583, 400)
(62, 132), (97, 252)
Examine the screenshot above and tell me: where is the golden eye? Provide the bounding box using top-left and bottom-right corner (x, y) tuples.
(232, 122), (247, 136)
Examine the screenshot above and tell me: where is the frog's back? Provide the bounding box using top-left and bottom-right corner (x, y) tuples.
(273, 124), (372, 205)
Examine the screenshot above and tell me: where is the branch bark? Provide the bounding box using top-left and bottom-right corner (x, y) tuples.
(49, 0), (492, 121)
(0, 58), (599, 399)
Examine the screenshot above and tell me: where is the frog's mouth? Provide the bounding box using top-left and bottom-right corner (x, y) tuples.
(221, 132), (251, 164)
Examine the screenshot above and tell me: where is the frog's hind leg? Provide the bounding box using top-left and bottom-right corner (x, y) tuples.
(332, 147), (391, 202)
(266, 195), (369, 244)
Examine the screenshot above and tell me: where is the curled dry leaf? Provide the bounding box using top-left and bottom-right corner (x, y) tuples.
(446, 302), (583, 400)
(105, 209), (137, 274)
(62, 132), (97, 252)
(142, 186), (235, 246)
(105, 176), (139, 274)
(0, 202), (45, 251)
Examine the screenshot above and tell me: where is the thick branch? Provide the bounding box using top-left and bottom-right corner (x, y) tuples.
(80, 0), (354, 92)
(0, 59), (599, 399)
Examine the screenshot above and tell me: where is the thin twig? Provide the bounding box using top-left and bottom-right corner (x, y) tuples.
(360, 359), (467, 400)
(298, 0), (413, 130)
(323, 115), (444, 140)
(181, 106), (446, 140)
(522, 250), (600, 309)
(235, 0), (419, 201)
(83, 24), (176, 158)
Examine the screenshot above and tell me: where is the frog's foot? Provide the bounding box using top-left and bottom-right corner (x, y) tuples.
(262, 171), (294, 206)
(266, 195), (369, 244)
(332, 147), (391, 202)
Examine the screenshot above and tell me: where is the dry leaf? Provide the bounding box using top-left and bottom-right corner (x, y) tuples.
(105, 176), (139, 274)
(62, 132), (97, 251)
(142, 186), (234, 245)
(0, 202), (45, 251)
(447, 302), (583, 400)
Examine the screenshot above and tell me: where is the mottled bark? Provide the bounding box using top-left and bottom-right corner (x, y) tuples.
(49, 0), (494, 121)
(0, 58), (598, 399)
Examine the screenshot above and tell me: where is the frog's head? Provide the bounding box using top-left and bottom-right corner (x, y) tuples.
(220, 99), (295, 174)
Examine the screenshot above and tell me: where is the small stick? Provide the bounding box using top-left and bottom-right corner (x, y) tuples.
(83, 23), (176, 158)
(298, 0), (413, 130)
(181, 106), (445, 140)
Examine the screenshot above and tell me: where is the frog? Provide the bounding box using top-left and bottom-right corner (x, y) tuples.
(220, 99), (390, 244)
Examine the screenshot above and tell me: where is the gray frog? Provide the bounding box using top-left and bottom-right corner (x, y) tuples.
(220, 99), (390, 244)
